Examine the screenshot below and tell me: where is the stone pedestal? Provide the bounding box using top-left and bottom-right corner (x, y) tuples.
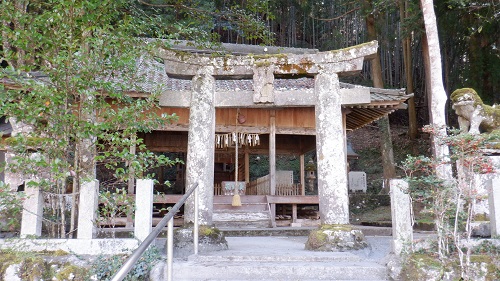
(20, 184), (43, 238)
(77, 180), (99, 239)
(390, 179), (413, 255)
(172, 225), (227, 257)
(135, 179), (154, 242)
(305, 224), (368, 251)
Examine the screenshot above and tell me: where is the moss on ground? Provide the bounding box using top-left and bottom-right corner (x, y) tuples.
(319, 224), (353, 232)
(55, 264), (88, 281)
(0, 250), (87, 281)
(305, 229), (328, 250)
(198, 225), (222, 238)
(400, 252), (500, 281)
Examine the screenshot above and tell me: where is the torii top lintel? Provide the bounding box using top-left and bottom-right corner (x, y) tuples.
(158, 41), (378, 79)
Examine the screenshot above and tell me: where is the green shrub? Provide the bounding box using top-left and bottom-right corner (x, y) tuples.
(87, 246), (162, 281)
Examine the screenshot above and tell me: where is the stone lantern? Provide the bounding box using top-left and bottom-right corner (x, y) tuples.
(305, 159), (316, 194)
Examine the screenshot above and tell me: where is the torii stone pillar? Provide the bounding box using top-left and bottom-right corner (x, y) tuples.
(314, 72), (349, 225)
(305, 69), (368, 251)
(183, 67), (216, 226)
(175, 67), (228, 255)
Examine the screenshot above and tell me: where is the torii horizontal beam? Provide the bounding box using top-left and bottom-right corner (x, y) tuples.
(157, 41), (378, 79)
(159, 88), (371, 108)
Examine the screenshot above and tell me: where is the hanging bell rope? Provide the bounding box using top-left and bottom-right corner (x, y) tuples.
(232, 109), (242, 207)
(213, 109), (260, 206)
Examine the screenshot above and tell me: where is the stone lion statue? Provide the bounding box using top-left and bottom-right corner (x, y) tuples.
(451, 88), (500, 134)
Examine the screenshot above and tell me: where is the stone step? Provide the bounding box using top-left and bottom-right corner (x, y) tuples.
(214, 195), (268, 204)
(217, 226), (393, 237)
(171, 260), (388, 280)
(213, 220), (271, 228)
(149, 236), (393, 281)
(213, 211), (271, 228)
(213, 203), (268, 211)
(219, 227), (314, 237)
(213, 211), (270, 221)
(189, 251), (363, 263)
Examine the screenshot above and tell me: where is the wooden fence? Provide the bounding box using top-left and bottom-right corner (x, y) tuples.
(246, 175), (270, 195)
(245, 173), (303, 196)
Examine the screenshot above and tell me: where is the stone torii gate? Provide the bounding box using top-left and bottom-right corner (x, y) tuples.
(158, 41), (378, 250)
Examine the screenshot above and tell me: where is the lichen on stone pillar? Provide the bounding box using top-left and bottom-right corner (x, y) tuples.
(184, 66), (216, 226)
(314, 71), (349, 225)
(310, 69), (368, 251)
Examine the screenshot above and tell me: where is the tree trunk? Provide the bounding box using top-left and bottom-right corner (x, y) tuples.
(401, 0), (419, 141)
(68, 147), (79, 238)
(3, 1), (29, 68)
(365, 0), (396, 194)
(377, 116), (396, 194)
(420, 0), (452, 180)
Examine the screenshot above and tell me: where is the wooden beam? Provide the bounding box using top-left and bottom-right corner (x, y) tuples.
(300, 154), (305, 196)
(266, 195), (319, 204)
(153, 124), (316, 135)
(143, 132), (316, 155)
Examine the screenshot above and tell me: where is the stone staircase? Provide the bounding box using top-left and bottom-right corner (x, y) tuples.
(212, 195), (272, 228)
(167, 236), (390, 281)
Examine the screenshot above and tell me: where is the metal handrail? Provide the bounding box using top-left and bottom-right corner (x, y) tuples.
(110, 183), (199, 281)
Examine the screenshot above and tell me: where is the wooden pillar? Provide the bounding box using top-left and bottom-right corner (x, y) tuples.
(292, 204), (298, 223)
(269, 110), (276, 227)
(300, 154), (305, 196)
(127, 134), (137, 195)
(244, 151), (250, 183)
(184, 67), (216, 226)
(314, 71), (349, 225)
(343, 111), (348, 173)
(0, 151), (4, 183)
(126, 134), (137, 228)
(269, 110), (276, 196)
